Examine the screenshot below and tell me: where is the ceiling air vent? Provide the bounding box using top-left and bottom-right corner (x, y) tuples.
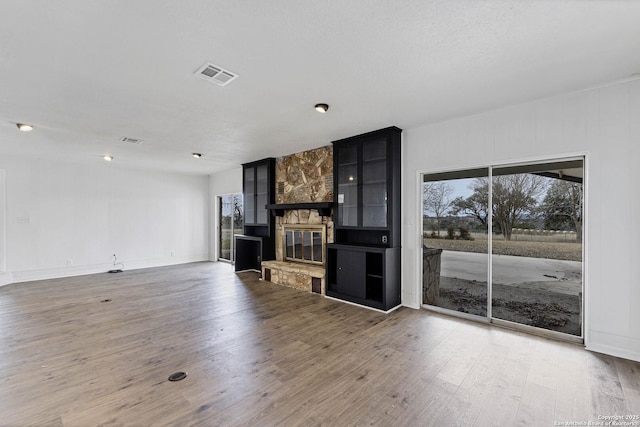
(121, 136), (144, 144)
(195, 63), (238, 86)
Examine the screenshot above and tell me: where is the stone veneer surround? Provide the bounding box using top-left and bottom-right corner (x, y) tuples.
(261, 145), (334, 294)
(275, 145), (332, 204)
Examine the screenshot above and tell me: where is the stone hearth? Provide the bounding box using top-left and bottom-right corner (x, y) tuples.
(261, 260), (325, 293)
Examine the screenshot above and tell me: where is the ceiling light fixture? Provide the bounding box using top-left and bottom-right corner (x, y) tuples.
(16, 123), (34, 132)
(315, 103), (329, 113)
(103, 155), (114, 162)
(192, 153), (202, 158)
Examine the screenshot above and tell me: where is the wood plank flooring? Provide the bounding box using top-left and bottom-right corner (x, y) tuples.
(0, 261), (638, 426)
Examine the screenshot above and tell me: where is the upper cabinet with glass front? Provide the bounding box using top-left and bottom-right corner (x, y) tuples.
(336, 141), (359, 227)
(333, 127), (402, 247)
(242, 158), (275, 235)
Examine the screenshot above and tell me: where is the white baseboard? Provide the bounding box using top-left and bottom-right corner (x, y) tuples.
(402, 301), (421, 310)
(586, 342), (640, 363)
(6, 255), (209, 285)
(0, 272), (13, 288)
(585, 329), (640, 362)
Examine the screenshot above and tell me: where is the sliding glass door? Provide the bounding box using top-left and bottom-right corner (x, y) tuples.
(218, 194), (243, 262)
(490, 161), (583, 336)
(422, 159), (584, 339)
(422, 169), (489, 317)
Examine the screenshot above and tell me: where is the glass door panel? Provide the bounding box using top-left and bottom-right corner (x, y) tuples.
(362, 138), (387, 227)
(491, 160), (583, 336)
(255, 164), (268, 224)
(422, 169), (489, 317)
(294, 231), (303, 258)
(362, 183), (386, 227)
(231, 194), (243, 262)
(219, 195), (233, 261)
(363, 137), (386, 160)
(312, 232), (323, 262)
(337, 143), (359, 227)
(219, 194), (243, 262)
(244, 167), (255, 224)
(285, 232), (293, 258)
(302, 231), (312, 261)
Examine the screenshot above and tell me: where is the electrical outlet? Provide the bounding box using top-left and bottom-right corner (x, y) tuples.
(381, 235), (388, 244)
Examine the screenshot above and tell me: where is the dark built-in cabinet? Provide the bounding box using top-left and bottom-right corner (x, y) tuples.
(326, 127), (402, 311)
(327, 244), (400, 310)
(235, 158), (275, 272)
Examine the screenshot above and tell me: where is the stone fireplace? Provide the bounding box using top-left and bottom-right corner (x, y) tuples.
(262, 208), (334, 294)
(261, 145), (333, 294)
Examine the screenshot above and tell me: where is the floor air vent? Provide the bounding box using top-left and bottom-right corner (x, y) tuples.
(168, 371), (188, 382)
(195, 63), (238, 86)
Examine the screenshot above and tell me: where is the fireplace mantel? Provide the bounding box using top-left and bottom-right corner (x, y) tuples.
(266, 202), (333, 217)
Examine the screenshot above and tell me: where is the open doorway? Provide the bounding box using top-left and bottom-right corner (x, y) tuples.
(218, 194), (243, 263)
(422, 158), (584, 340)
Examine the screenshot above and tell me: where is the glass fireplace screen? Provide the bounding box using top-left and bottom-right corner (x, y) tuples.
(284, 226), (325, 265)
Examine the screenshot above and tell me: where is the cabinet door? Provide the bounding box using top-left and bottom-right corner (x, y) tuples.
(255, 163), (269, 224)
(243, 166), (256, 224)
(336, 142), (359, 227)
(335, 249), (366, 299)
(234, 237), (261, 271)
(362, 137), (387, 228)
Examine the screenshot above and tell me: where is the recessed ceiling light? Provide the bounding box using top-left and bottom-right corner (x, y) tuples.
(16, 123), (34, 132)
(192, 153), (202, 158)
(315, 103), (329, 113)
(103, 155), (114, 162)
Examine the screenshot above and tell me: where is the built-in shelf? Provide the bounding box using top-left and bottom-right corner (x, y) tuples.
(266, 202), (333, 217)
(328, 126), (402, 311)
(237, 158), (276, 273)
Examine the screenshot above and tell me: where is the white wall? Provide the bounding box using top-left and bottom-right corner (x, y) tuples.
(208, 167), (243, 261)
(0, 169), (8, 285)
(402, 78), (640, 362)
(0, 155), (209, 284)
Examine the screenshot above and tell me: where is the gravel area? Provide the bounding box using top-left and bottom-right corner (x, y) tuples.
(433, 276), (582, 336)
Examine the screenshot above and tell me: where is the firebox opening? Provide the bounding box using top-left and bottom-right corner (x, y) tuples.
(284, 225), (326, 265)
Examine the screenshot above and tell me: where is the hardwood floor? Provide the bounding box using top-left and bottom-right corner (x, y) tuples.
(1, 262), (638, 426)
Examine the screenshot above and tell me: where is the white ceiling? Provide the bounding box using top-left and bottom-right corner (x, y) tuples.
(2, 1), (640, 175)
